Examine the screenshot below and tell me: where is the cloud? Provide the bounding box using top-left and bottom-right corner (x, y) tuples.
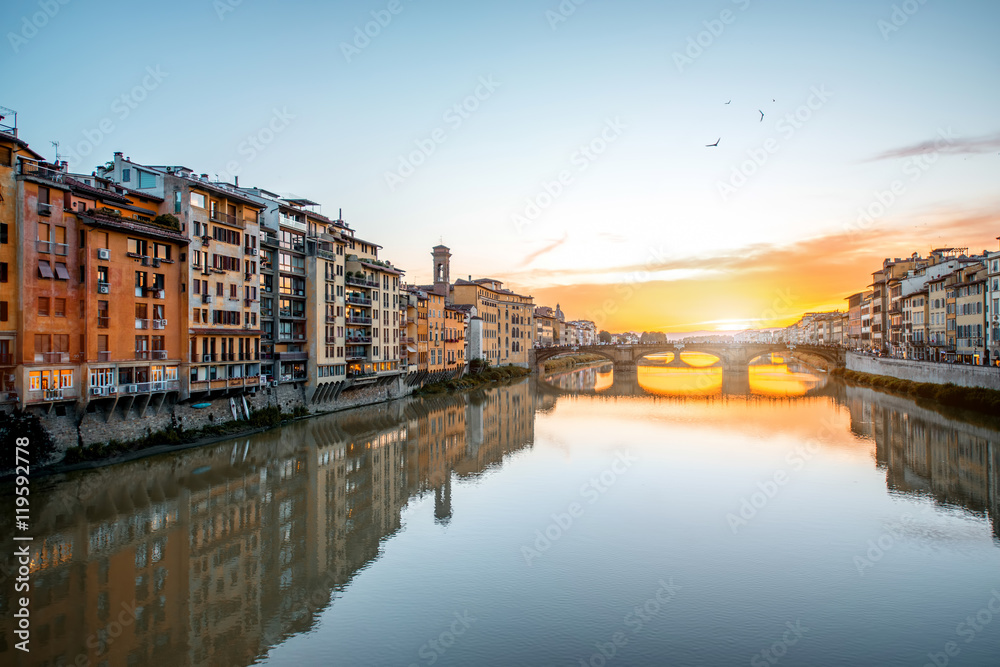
(865, 132), (1000, 162)
(520, 233), (569, 267)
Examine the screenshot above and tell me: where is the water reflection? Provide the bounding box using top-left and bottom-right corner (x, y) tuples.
(0, 383), (536, 667)
(1, 366), (997, 666)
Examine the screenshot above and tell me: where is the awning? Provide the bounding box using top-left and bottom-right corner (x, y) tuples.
(38, 260), (53, 278)
(54, 263), (70, 280)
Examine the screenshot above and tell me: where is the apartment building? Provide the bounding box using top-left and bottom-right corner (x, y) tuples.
(0, 121), (43, 406)
(343, 234), (403, 379)
(955, 264), (987, 364)
(987, 248), (1000, 366)
(533, 307), (557, 347)
(902, 289), (928, 360)
(99, 154), (266, 398)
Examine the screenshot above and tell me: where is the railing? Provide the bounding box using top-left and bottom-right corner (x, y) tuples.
(135, 319), (149, 330)
(210, 210), (244, 228)
(43, 388), (64, 400)
(346, 336), (372, 344)
(347, 295), (372, 306)
(279, 352), (308, 361)
(152, 350), (168, 360)
(118, 380), (180, 395)
(37, 202), (53, 216)
(19, 161), (66, 182)
(345, 276), (378, 288)
(36, 239), (51, 253)
(53, 242), (68, 256)
(347, 316), (372, 325)
(135, 350), (150, 360)
(97, 351), (111, 361)
(0, 353), (13, 365)
(41, 352), (69, 363)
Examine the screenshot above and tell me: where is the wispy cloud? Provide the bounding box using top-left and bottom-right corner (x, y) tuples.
(865, 132), (1000, 162)
(520, 233), (569, 267)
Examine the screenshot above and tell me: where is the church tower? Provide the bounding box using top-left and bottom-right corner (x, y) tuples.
(432, 245), (451, 300)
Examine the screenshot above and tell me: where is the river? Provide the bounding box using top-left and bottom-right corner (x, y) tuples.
(2, 357), (999, 666)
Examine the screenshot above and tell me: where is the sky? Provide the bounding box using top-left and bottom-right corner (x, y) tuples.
(3, 0), (999, 332)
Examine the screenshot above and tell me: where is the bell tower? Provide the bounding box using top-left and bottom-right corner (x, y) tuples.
(432, 245), (451, 300)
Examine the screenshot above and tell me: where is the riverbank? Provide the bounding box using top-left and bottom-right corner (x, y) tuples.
(540, 353), (610, 374)
(832, 367), (1000, 416)
(414, 365), (530, 395)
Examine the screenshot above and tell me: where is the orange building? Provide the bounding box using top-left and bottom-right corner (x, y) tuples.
(0, 118), (43, 406)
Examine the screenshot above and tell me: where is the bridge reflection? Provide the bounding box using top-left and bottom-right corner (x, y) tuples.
(540, 359), (831, 399)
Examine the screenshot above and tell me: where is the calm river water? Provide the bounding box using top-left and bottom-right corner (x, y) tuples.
(2, 356), (999, 666)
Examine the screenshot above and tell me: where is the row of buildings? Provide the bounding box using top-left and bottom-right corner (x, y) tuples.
(782, 246), (1000, 365)
(0, 117), (605, 416)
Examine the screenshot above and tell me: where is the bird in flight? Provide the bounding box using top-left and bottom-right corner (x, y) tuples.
(758, 110), (764, 122)
(725, 100), (731, 105)
(706, 138), (720, 147)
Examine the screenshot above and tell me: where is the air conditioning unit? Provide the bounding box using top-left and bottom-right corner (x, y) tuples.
(156, 290), (165, 299)
(98, 284), (110, 294)
(203, 295), (212, 303)
(251, 248), (258, 256)
(97, 248), (110, 260)
(90, 387), (105, 396)
(152, 258), (161, 267)
(126, 384), (138, 393)
(141, 257), (150, 266)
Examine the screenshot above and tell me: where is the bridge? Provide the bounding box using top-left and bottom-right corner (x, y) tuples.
(531, 343), (844, 374)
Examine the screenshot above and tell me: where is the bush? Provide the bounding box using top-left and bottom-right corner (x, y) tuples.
(0, 408), (58, 473)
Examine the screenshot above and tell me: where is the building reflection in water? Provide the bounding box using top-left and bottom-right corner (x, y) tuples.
(0, 381), (535, 667)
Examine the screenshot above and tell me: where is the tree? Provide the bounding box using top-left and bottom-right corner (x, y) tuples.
(598, 330), (612, 344)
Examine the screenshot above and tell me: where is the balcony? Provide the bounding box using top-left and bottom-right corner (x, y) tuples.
(210, 210), (245, 228)
(347, 315), (372, 325)
(346, 336), (372, 345)
(345, 275), (378, 288)
(152, 319), (168, 330)
(37, 202), (53, 216)
(279, 351), (308, 362)
(97, 316), (109, 329)
(200, 354), (218, 363)
(39, 352), (70, 363)
(347, 295), (373, 306)
(152, 350), (168, 360)
(135, 319), (150, 330)
(36, 239), (51, 253)
(118, 380), (180, 395)
(0, 353), (13, 365)
(135, 350), (150, 360)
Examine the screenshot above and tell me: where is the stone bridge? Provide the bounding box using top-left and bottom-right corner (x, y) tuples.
(531, 343), (844, 374)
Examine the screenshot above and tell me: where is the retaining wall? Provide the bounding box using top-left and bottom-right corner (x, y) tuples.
(846, 353), (1000, 390)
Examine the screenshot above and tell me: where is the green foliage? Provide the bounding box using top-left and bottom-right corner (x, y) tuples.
(542, 353), (609, 374)
(415, 365), (530, 395)
(152, 213), (181, 230)
(832, 368), (1000, 415)
(598, 330), (613, 344)
(1, 408), (58, 473)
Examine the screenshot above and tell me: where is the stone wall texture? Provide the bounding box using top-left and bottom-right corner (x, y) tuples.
(846, 353), (1000, 390)
(32, 375), (417, 458)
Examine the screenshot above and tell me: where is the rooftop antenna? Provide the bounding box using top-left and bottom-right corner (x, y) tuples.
(51, 140), (64, 163)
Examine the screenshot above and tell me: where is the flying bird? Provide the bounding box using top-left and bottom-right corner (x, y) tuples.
(706, 138), (720, 147)
(758, 110), (764, 122)
(725, 100), (731, 105)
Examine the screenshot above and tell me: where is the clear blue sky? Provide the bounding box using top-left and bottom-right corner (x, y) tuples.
(4, 0), (998, 329)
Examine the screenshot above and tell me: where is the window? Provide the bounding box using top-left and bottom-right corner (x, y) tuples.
(0, 263), (6, 282)
(122, 168), (131, 182)
(55, 263), (70, 280)
(0, 146), (10, 167)
(174, 190), (182, 213)
(54, 298), (65, 317)
(0, 302), (6, 321)
(38, 297), (50, 316)
(0, 223), (7, 243)
(137, 170), (156, 188)
(190, 192), (206, 208)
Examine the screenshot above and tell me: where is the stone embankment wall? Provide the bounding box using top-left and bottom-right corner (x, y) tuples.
(38, 376), (417, 455)
(846, 353), (1000, 390)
